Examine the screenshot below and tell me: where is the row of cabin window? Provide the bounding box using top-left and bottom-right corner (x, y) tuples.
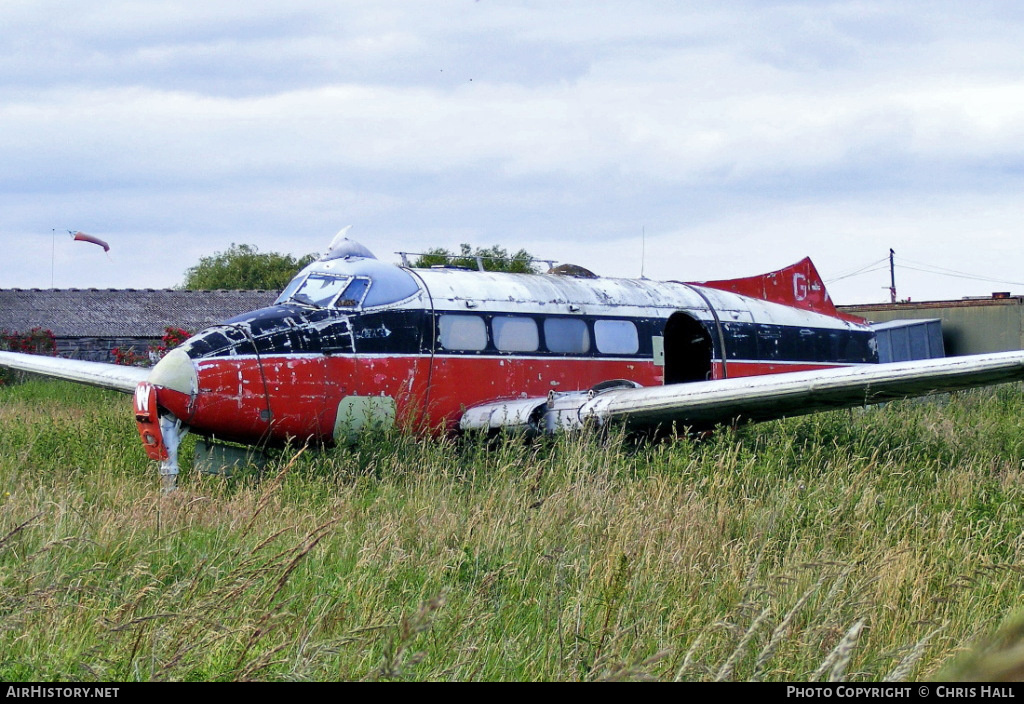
(438, 314), (640, 355)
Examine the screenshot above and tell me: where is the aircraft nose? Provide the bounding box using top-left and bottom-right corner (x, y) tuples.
(146, 347), (198, 397)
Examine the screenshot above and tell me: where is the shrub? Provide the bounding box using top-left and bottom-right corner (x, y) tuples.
(0, 327), (57, 385)
(113, 326), (193, 366)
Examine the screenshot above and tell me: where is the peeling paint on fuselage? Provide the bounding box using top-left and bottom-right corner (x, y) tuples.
(159, 256), (876, 446)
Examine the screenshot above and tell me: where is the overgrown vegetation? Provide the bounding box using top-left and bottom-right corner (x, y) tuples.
(112, 326), (192, 367)
(0, 328), (57, 386)
(1, 379), (1022, 681)
(412, 244), (539, 273)
(180, 243), (317, 290)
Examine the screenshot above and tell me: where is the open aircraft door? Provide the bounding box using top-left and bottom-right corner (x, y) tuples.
(663, 311), (716, 384)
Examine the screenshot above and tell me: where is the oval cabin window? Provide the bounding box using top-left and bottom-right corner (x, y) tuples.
(492, 316), (539, 352)
(594, 320), (639, 355)
(439, 315), (488, 351)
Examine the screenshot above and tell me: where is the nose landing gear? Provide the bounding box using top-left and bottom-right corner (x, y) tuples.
(134, 382), (189, 493)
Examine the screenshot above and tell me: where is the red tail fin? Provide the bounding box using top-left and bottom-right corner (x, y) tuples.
(694, 258), (863, 323)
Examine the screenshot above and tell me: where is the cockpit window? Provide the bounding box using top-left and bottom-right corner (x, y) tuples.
(277, 274), (376, 309)
(276, 258), (420, 308)
(276, 276), (304, 305)
(284, 274), (352, 308)
(335, 278), (370, 307)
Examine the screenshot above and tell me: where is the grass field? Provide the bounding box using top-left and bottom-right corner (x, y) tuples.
(1, 377), (1022, 681)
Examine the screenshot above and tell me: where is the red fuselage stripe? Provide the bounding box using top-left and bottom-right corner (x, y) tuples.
(164, 354), (848, 444)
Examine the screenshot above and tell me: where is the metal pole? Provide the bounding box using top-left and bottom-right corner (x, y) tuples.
(889, 248), (896, 303)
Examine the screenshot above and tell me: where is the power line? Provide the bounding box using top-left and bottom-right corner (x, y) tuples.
(825, 260), (889, 284)
(895, 262), (1024, 288)
(827, 253), (1024, 290)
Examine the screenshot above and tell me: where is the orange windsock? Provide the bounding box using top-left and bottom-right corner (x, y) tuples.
(71, 231), (110, 252)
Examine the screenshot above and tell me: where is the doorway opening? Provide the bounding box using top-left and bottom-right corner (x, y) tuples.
(664, 312), (713, 384)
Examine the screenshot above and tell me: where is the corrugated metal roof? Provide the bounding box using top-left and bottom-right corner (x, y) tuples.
(0, 289), (278, 337)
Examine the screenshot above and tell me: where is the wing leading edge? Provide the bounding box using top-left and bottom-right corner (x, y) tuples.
(0, 351), (149, 394)
(461, 351), (1024, 434)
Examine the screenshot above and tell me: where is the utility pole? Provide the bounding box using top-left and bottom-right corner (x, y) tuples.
(889, 248), (896, 303)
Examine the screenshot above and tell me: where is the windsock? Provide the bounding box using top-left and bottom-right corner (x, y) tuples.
(71, 231), (110, 252)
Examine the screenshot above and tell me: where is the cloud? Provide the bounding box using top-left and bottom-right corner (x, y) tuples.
(3, 2), (1024, 301)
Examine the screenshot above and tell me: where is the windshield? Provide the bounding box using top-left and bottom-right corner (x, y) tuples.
(283, 274), (352, 308)
(277, 274), (375, 309)
(335, 277), (370, 307)
(276, 258), (419, 308)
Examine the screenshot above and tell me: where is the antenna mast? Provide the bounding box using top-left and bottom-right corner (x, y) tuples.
(640, 226), (646, 279)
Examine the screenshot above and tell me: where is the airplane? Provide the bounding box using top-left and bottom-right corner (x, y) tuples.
(4, 228), (1024, 492)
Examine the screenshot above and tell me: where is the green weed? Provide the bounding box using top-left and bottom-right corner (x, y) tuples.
(0, 380), (1022, 680)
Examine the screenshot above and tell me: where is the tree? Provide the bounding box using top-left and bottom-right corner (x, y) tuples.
(412, 243), (540, 273)
(181, 244), (318, 290)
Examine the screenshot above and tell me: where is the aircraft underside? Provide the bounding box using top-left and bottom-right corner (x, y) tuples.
(165, 352), (854, 446)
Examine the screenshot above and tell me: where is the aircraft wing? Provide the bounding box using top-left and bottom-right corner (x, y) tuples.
(0, 351), (149, 394)
(461, 351), (1024, 434)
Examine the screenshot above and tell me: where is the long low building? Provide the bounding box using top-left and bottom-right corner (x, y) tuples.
(0, 288), (277, 361)
(840, 294), (1024, 357)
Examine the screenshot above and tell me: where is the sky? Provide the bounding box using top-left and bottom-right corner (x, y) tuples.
(3, 1), (1024, 304)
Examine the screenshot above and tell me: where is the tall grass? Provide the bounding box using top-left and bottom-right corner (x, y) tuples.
(0, 378), (1022, 681)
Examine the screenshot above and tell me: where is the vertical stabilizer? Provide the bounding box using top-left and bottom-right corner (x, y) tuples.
(693, 258), (864, 323)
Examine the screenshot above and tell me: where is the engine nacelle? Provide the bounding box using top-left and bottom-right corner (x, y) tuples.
(459, 380), (643, 434)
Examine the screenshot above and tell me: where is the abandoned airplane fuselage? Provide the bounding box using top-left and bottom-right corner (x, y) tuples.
(139, 242), (875, 456)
